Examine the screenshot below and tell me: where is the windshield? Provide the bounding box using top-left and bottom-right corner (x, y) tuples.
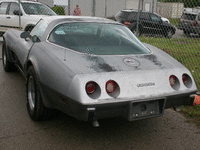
(21, 2), (56, 15)
(48, 23), (150, 55)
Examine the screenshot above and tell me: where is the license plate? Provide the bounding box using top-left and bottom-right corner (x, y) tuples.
(130, 99), (165, 120)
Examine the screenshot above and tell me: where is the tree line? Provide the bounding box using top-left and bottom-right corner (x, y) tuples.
(159, 0), (200, 7)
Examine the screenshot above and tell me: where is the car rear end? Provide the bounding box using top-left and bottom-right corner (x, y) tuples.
(177, 12), (200, 34)
(115, 10), (137, 28)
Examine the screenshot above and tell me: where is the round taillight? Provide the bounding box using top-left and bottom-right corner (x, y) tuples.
(178, 18), (180, 24)
(182, 74), (187, 84)
(86, 81), (96, 95)
(169, 75), (176, 87)
(124, 21), (130, 26)
(182, 74), (192, 88)
(194, 21), (197, 26)
(106, 80), (116, 93)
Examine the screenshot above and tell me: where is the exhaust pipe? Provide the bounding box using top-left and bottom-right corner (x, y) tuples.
(87, 108), (99, 127)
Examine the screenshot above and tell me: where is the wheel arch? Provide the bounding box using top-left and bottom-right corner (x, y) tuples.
(26, 59), (52, 108)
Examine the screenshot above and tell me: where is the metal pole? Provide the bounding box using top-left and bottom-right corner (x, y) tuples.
(152, 0), (154, 13)
(105, 0), (107, 18)
(136, 0), (141, 37)
(68, 0), (70, 15)
(92, 0), (96, 16)
(18, 0), (21, 30)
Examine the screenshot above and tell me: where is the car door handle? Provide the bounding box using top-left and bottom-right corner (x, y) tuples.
(6, 16), (11, 19)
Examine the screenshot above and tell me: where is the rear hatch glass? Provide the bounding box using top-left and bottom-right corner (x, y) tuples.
(181, 13), (197, 21)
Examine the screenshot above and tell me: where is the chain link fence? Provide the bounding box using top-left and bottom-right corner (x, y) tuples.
(0, 0), (200, 91)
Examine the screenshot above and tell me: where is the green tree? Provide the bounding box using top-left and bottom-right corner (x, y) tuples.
(52, 6), (65, 15)
(159, 0), (200, 7)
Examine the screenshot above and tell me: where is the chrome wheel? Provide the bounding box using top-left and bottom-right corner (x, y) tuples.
(28, 76), (35, 111)
(3, 46), (6, 67)
(167, 30), (173, 38)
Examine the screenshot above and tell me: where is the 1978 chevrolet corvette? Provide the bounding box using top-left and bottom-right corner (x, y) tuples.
(2, 16), (197, 126)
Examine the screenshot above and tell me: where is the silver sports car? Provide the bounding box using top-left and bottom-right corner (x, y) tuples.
(2, 16), (197, 127)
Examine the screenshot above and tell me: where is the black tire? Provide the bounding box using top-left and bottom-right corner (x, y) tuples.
(2, 41), (16, 72)
(131, 27), (140, 37)
(165, 29), (173, 38)
(25, 25), (34, 33)
(0, 32), (4, 37)
(183, 30), (190, 36)
(26, 66), (52, 121)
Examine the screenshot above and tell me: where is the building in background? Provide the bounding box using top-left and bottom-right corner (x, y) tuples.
(157, 2), (184, 18)
(68, 0), (157, 18)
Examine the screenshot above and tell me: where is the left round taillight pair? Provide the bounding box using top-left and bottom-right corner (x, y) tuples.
(85, 80), (119, 98)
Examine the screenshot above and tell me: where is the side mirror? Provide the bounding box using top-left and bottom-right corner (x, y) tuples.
(13, 10), (23, 16)
(32, 35), (41, 43)
(20, 31), (30, 39)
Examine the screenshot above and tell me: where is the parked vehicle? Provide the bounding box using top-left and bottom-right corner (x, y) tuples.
(2, 16), (196, 126)
(0, 0), (56, 36)
(177, 11), (200, 36)
(115, 10), (176, 38)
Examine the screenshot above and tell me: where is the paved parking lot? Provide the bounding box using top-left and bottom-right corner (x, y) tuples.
(0, 38), (2, 59)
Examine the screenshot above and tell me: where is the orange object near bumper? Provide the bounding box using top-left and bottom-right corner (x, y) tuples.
(193, 94), (200, 106)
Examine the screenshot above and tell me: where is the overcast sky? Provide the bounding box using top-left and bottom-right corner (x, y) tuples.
(54, 0), (68, 5)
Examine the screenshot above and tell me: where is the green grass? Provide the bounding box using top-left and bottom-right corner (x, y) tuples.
(179, 105), (200, 128)
(138, 36), (200, 90)
(168, 18), (179, 27)
(138, 36), (200, 127)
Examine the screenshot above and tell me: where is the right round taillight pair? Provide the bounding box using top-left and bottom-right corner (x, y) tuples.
(85, 80), (118, 97)
(169, 74), (192, 90)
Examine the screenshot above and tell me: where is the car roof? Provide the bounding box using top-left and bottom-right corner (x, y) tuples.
(0, 0), (42, 4)
(183, 11), (199, 15)
(121, 9), (138, 13)
(42, 16), (120, 25)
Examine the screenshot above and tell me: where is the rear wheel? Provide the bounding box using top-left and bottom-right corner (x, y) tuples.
(2, 41), (16, 72)
(131, 28), (140, 37)
(0, 32), (4, 36)
(183, 30), (190, 36)
(25, 25), (34, 33)
(165, 29), (173, 38)
(26, 66), (52, 121)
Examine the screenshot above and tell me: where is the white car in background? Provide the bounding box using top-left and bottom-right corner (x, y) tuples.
(0, 0), (56, 36)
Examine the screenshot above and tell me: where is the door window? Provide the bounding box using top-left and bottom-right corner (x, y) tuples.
(30, 19), (48, 39)
(140, 13), (150, 21)
(0, 2), (9, 14)
(150, 14), (161, 22)
(9, 2), (19, 15)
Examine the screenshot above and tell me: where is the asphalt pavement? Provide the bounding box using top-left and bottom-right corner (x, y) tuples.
(0, 41), (200, 150)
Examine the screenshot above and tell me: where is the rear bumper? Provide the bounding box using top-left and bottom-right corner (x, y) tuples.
(177, 24), (200, 34)
(60, 91), (196, 121)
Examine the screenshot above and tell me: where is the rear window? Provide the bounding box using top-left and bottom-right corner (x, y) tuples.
(181, 13), (197, 20)
(115, 11), (137, 21)
(115, 11), (129, 20)
(48, 23), (150, 55)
